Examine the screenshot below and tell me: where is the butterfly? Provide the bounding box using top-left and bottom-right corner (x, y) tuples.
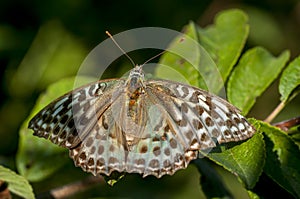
(28, 32), (255, 178)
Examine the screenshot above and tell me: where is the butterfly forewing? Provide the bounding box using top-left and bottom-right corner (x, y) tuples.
(28, 79), (123, 148)
(28, 66), (255, 178)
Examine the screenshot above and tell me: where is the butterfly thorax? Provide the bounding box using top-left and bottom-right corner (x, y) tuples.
(125, 65), (146, 106)
(121, 65), (148, 145)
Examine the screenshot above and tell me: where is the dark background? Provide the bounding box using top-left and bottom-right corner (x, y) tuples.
(0, 0), (299, 198)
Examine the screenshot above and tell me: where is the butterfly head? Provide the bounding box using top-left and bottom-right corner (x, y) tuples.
(126, 65), (145, 94)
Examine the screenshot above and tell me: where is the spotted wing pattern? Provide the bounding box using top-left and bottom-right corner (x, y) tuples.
(28, 76), (255, 178)
(28, 79), (123, 148)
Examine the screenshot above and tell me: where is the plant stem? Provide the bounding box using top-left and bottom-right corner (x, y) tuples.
(273, 116), (300, 131)
(264, 101), (286, 123)
(37, 176), (104, 199)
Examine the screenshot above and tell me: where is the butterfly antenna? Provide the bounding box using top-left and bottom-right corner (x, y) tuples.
(142, 50), (166, 66)
(106, 31), (136, 67)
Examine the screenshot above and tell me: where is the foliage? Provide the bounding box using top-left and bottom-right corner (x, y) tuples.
(0, 165), (34, 199)
(157, 9), (299, 198)
(1, 6), (300, 199)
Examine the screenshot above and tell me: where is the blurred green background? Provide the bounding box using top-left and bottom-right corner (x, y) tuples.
(0, 0), (299, 198)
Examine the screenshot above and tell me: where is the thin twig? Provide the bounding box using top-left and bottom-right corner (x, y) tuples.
(37, 176), (104, 199)
(273, 116), (300, 132)
(264, 101), (286, 123)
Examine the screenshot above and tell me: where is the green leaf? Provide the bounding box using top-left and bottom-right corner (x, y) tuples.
(289, 125), (300, 148)
(194, 159), (232, 199)
(279, 55), (300, 102)
(9, 20), (87, 98)
(157, 21), (223, 93)
(227, 47), (290, 114)
(0, 165), (35, 199)
(17, 129), (67, 182)
(252, 119), (300, 198)
(198, 9), (249, 82)
(157, 9), (249, 94)
(247, 190), (260, 199)
(157, 21), (200, 88)
(205, 133), (265, 189)
(17, 76), (96, 181)
(102, 172), (125, 186)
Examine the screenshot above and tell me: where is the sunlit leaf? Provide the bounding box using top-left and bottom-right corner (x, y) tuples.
(251, 119), (300, 198)
(0, 165), (35, 199)
(102, 172), (125, 186)
(247, 190), (260, 199)
(205, 132), (265, 189)
(157, 9), (249, 93)
(198, 9), (249, 81)
(227, 47), (290, 114)
(157, 22), (204, 88)
(279, 55), (300, 102)
(157, 21), (222, 94)
(9, 20), (87, 98)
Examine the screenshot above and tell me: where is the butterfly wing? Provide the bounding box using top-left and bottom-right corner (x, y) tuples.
(69, 106), (128, 176)
(122, 79), (255, 178)
(146, 79), (255, 150)
(28, 77), (255, 178)
(67, 82), (196, 178)
(124, 94), (198, 177)
(28, 79), (124, 149)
